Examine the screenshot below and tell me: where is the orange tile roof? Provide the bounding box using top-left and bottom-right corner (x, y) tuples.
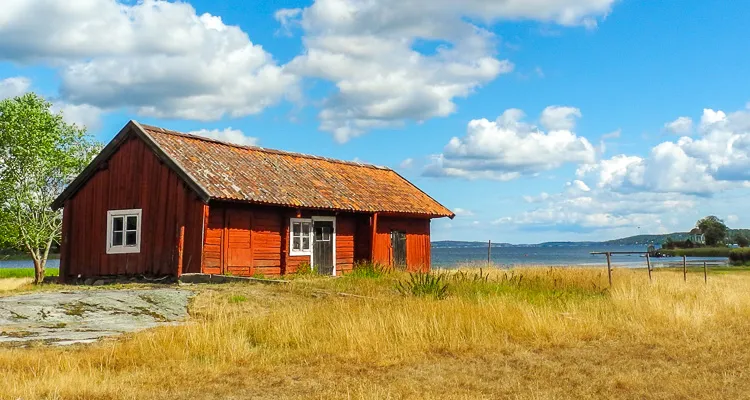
(139, 124), (453, 218)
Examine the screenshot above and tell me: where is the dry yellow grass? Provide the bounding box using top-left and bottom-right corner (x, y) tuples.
(0, 277), (32, 292)
(2, 267), (750, 399)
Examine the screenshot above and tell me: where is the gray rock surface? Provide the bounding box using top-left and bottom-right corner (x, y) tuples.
(0, 288), (193, 346)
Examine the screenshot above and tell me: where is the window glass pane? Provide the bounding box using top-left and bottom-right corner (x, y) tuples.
(292, 222), (300, 237)
(293, 237), (301, 251)
(302, 236), (310, 251)
(302, 222), (310, 236)
(113, 231), (123, 246)
(113, 217), (124, 232)
(322, 226), (331, 241)
(125, 232), (137, 246)
(126, 216), (138, 231)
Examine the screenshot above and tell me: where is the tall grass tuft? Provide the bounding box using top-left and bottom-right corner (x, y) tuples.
(349, 261), (389, 279)
(396, 272), (449, 299)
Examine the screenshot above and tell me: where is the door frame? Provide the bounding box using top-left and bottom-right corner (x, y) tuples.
(390, 230), (407, 268)
(310, 216), (336, 276)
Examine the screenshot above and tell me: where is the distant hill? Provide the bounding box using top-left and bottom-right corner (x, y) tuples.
(433, 229), (750, 247)
(431, 240), (513, 248)
(604, 229), (750, 245)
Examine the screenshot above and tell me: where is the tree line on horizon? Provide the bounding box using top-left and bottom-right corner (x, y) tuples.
(662, 215), (748, 249)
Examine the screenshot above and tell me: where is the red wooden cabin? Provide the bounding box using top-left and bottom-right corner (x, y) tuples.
(52, 121), (454, 281)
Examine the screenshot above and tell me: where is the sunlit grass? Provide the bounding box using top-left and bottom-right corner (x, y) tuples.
(2, 267), (750, 398)
(0, 267), (59, 279)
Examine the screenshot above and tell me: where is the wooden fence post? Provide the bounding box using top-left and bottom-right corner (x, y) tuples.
(703, 261), (707, 284)
(487, 240), (491, 265)
(606, 252), (612, 287)
(683, 255), (687, 282)
(646, 253), (652, 282)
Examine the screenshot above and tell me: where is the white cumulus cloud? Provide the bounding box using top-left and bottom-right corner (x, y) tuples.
(540, 106), (582, 131)
(0, 77), (31, 99)
(453, 207), (475, 217)
(277, 0), (614, 141)
(189, 128), (258, 147)
(664, 116), (693, 135)
(0, 0), (298, 121)
(578, 105), (750, 195)
(424, 107), (596, 180)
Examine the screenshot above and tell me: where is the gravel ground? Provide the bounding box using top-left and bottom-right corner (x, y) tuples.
(0, 288), (193, 346)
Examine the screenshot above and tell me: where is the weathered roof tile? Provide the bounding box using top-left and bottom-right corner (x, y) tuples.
(140, 124), (453, 218)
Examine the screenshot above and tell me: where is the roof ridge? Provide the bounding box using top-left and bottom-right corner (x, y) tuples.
(139, 123), (392, 171)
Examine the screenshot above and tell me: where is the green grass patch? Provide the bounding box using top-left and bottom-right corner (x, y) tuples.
(0, 268), (59, 279)
(658, 247), (731, 257)
(349, 262), (389, 279)
(447, 268), (608, 304)
(228, 294), (248, 303)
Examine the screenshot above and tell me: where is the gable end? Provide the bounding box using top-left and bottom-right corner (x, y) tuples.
(51, 120), (211, 210)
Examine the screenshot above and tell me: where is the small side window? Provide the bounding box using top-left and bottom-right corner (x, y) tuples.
(290, 218), (312, 255)
(107, 209), (142, 254)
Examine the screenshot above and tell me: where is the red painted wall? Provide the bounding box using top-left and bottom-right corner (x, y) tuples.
(201, 203), (432, 276)
(372, 217), (431, 272)
(204, 203), (427, 276)
(59, 134), (205, 279)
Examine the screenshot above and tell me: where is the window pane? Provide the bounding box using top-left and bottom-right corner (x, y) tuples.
(302, 236), (310, 251)
(302, 222), (310, 236)
(126, 216), (138, 231)
(322, 226), (331, 241)
(292, 222), (300, 236)
(113, 217), (124, 231)
(125, 231), (137, 246)
(113, 231), (123, 246)
(293, 237), (301, 251)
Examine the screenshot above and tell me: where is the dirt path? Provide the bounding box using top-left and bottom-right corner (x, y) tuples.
(0, 288), (192, 346)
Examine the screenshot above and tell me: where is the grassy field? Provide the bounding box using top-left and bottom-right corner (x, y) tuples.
(0, 267), (59, 279)
(2, 266), (750, 399)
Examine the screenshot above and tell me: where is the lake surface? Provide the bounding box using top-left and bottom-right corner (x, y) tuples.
(431, 245), (728, 268)
(0, 245), (727, 270)
(0, 259), (60, 269)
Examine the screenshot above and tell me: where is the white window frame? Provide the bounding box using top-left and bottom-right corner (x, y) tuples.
(106, 209), (142, 254)
(289, 218), (313, 256)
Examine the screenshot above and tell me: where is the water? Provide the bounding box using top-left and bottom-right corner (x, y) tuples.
(0, 259), (60, 269)
(0, 245), (727, 270)
(431, 245), (728, 268)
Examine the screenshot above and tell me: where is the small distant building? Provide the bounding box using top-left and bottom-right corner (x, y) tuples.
(688, 228), (705, 245)
(52, 121), (454, 281)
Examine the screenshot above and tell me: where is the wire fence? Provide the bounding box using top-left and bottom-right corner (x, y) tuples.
(590, 251), (723, 286)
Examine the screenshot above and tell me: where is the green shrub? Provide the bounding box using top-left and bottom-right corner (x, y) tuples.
(396, 272), (449, 299)
(730, 248), (750, 264)
(350, 261), (388, 279)
(294, 262), (314, 276)
(658, 247), (731, 257)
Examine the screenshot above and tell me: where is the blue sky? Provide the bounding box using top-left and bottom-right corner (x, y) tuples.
(2, 0), (750, 243)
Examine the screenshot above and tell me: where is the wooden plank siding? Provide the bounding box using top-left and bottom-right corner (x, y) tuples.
(372, 217), (431, 272)
(59, 134), (206, 280)
(199, 203), (430, 276)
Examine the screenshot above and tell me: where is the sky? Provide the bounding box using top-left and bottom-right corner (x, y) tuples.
(2, 0), (750, 244)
